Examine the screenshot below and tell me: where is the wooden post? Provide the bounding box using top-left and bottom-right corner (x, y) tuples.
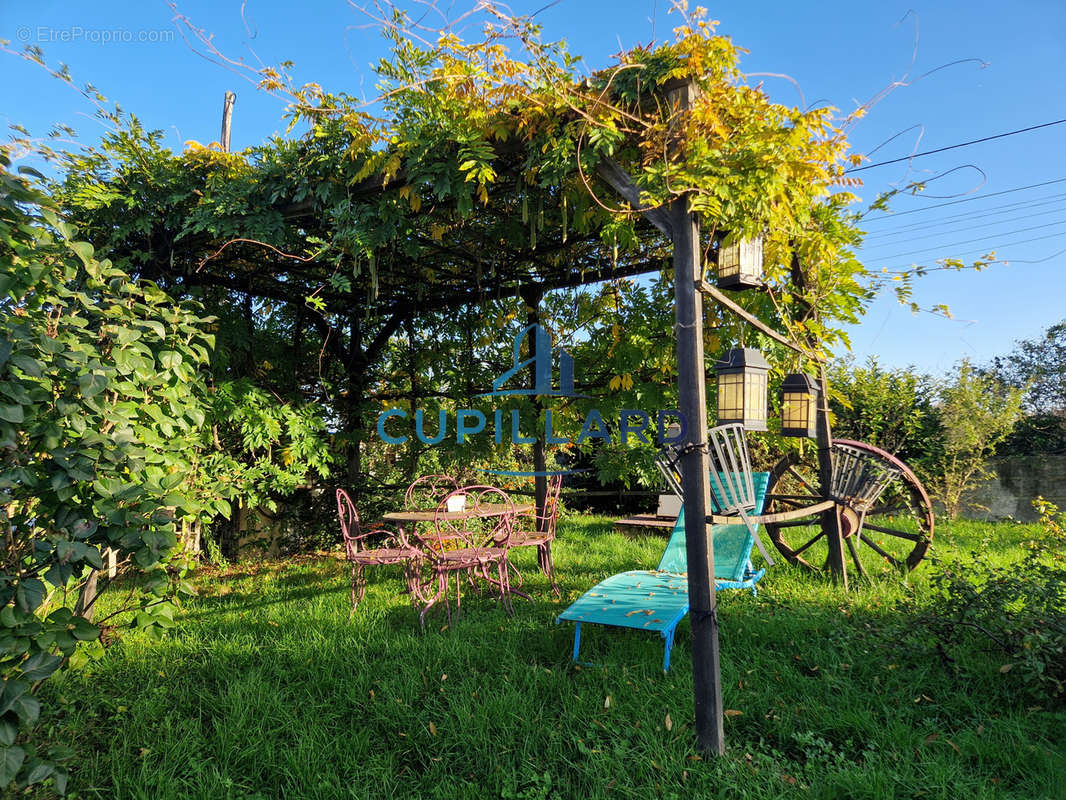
(816, 363), (847, 588)
(668, 79), (724, 757)
(220, 91), (236, 152)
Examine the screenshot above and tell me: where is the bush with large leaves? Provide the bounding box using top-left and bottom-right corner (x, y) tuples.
(0, 152), (224, 792)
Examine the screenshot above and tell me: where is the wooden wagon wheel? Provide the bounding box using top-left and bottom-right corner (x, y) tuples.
(763, 439), (934, 576)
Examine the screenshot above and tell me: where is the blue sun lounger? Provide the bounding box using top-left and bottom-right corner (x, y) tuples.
(556, 472), (770, 671)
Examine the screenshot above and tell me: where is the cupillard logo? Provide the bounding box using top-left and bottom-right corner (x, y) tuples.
(376, 324), (687, 477)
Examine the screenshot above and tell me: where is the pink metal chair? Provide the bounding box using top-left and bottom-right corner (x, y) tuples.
(416, 485), (517, 628)
(336, 489), (421, 617)
(507, 474), (563, 595)
(404, 474), (459, 511)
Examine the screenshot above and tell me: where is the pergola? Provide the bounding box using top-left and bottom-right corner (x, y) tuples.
(61, 23), (862, 755)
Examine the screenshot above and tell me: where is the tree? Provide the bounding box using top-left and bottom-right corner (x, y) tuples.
(988, 320), (1066, 416)
(929, 361), (1025, 520)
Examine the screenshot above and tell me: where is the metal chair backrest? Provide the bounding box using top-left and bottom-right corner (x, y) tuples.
(706, 423), (757, 516)
(432, 485), (517, 551)
(336, 488), (361, 557)
(655, 424), (757, 514)
(534, 474), (563, 536)
(405, 474), (459, 511)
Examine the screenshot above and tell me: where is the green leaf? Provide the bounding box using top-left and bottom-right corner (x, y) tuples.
(71, 617), (99, 642)
(0, 405), (23, 424)
(19, 652), (61, 682)
(69, 240), (95, 267)
(78, 372), (107, 400)
(0, 719), (16, 747)
(0, 745), (25, 786)
(14, 580), (45, 614)
(8, 355), (41, 378)
(23, 757), (54, 785)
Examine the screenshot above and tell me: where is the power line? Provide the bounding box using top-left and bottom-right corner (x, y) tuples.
(864, 204), (1066, 244)
(878, 231), (1066, 268)
(861, 177), (1066, 223)
(863, 193), (1066, 239)
(845, 118), (1066, 173)
(867, 218), (1066, 262)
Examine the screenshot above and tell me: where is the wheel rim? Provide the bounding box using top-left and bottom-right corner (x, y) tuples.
(765, 440), (934, 575)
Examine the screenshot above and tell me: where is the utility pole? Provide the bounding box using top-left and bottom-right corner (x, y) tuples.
(220, 91), (236, 152)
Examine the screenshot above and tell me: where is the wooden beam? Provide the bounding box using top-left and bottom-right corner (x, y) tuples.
(697, 280), (815, 358)
(596, 159), (673, 238)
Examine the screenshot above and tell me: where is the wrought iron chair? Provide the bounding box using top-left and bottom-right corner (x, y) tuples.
(507, 474), (563, 595)
(336, 489), (421, 617)
(416, 485), (518, 628)
(404, 474), (460, 511)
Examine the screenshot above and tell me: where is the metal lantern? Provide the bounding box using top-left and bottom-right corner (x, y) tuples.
(779, 373), (820, 438)
(714, 347), (769, 431)
(716, 235), (764, 290)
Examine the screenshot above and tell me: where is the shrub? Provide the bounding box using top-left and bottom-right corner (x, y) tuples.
(908, 499), (1066, 703)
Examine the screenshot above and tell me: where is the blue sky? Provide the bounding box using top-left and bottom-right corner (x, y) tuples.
(3, 1), (1064, 376)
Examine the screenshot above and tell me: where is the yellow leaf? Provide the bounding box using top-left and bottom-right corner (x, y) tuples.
(604, 695), (611, 709)
(665, 713), (673, 731)
(724, 709), (743, 717)
(429, 722), (438, 737)
(999, 663), (1013, 673)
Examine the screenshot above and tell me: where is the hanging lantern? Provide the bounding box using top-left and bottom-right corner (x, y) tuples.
(714, 348), (769, 431)
(716, 235), (764, 290)
(780, 373), (820, 438)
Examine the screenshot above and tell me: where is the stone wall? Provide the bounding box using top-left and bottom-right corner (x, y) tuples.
(964, 454), (1066, 521)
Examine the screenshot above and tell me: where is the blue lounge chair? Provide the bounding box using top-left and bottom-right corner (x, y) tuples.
(556, 472), (770, 671)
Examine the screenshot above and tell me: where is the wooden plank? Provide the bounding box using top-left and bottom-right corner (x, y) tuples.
(614, 514), (679, 533)
(705, 499), (834, 526)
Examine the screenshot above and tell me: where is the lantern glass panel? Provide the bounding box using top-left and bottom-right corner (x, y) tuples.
(781, 391), (811, 430)
(717, 372), (745, 421)
(717, 236), (764, 288)
(745, 370), (768, 424)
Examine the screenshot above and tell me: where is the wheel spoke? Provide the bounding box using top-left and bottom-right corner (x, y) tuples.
(792, 530), (826, 556)
(862, 523), (924, 542)
(858, 533), (901, 567)
(845, 536), (869, 579)
(786, 466), (819, 494)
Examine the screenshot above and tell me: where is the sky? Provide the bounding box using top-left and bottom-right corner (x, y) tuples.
(2, 0), (1064, 377)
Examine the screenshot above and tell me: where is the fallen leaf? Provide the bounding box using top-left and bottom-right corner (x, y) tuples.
(429, 722), (438, 737)
(604, 696), (611, 709)
(665, 713), (673, 731)
(924, 733), (939, 744)
(999, 664), (1014, 673)
(724, 709), (743, 717)
(977, 724), (984, 735)
(441, 674), (448, 681)
(946, 739), (960, 754)
(369, 689), (375, 699)
(781, 773), (797, 785)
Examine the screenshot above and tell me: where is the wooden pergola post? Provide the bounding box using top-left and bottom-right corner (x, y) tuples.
(595, 77), (726, 756)
(670, 193), (725, 755)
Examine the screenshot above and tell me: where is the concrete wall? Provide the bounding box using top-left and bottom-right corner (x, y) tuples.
(965, 454), (1066, 521)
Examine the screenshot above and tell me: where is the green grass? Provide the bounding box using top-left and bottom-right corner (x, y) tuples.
(32, 516), (1066, 799)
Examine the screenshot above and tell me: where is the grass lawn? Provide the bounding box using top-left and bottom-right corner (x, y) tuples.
(33, 515), (1066, 799)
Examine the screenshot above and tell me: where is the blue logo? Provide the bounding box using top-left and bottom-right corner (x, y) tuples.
(484, 324), (588, 399)
(376, 324), (686, 477)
